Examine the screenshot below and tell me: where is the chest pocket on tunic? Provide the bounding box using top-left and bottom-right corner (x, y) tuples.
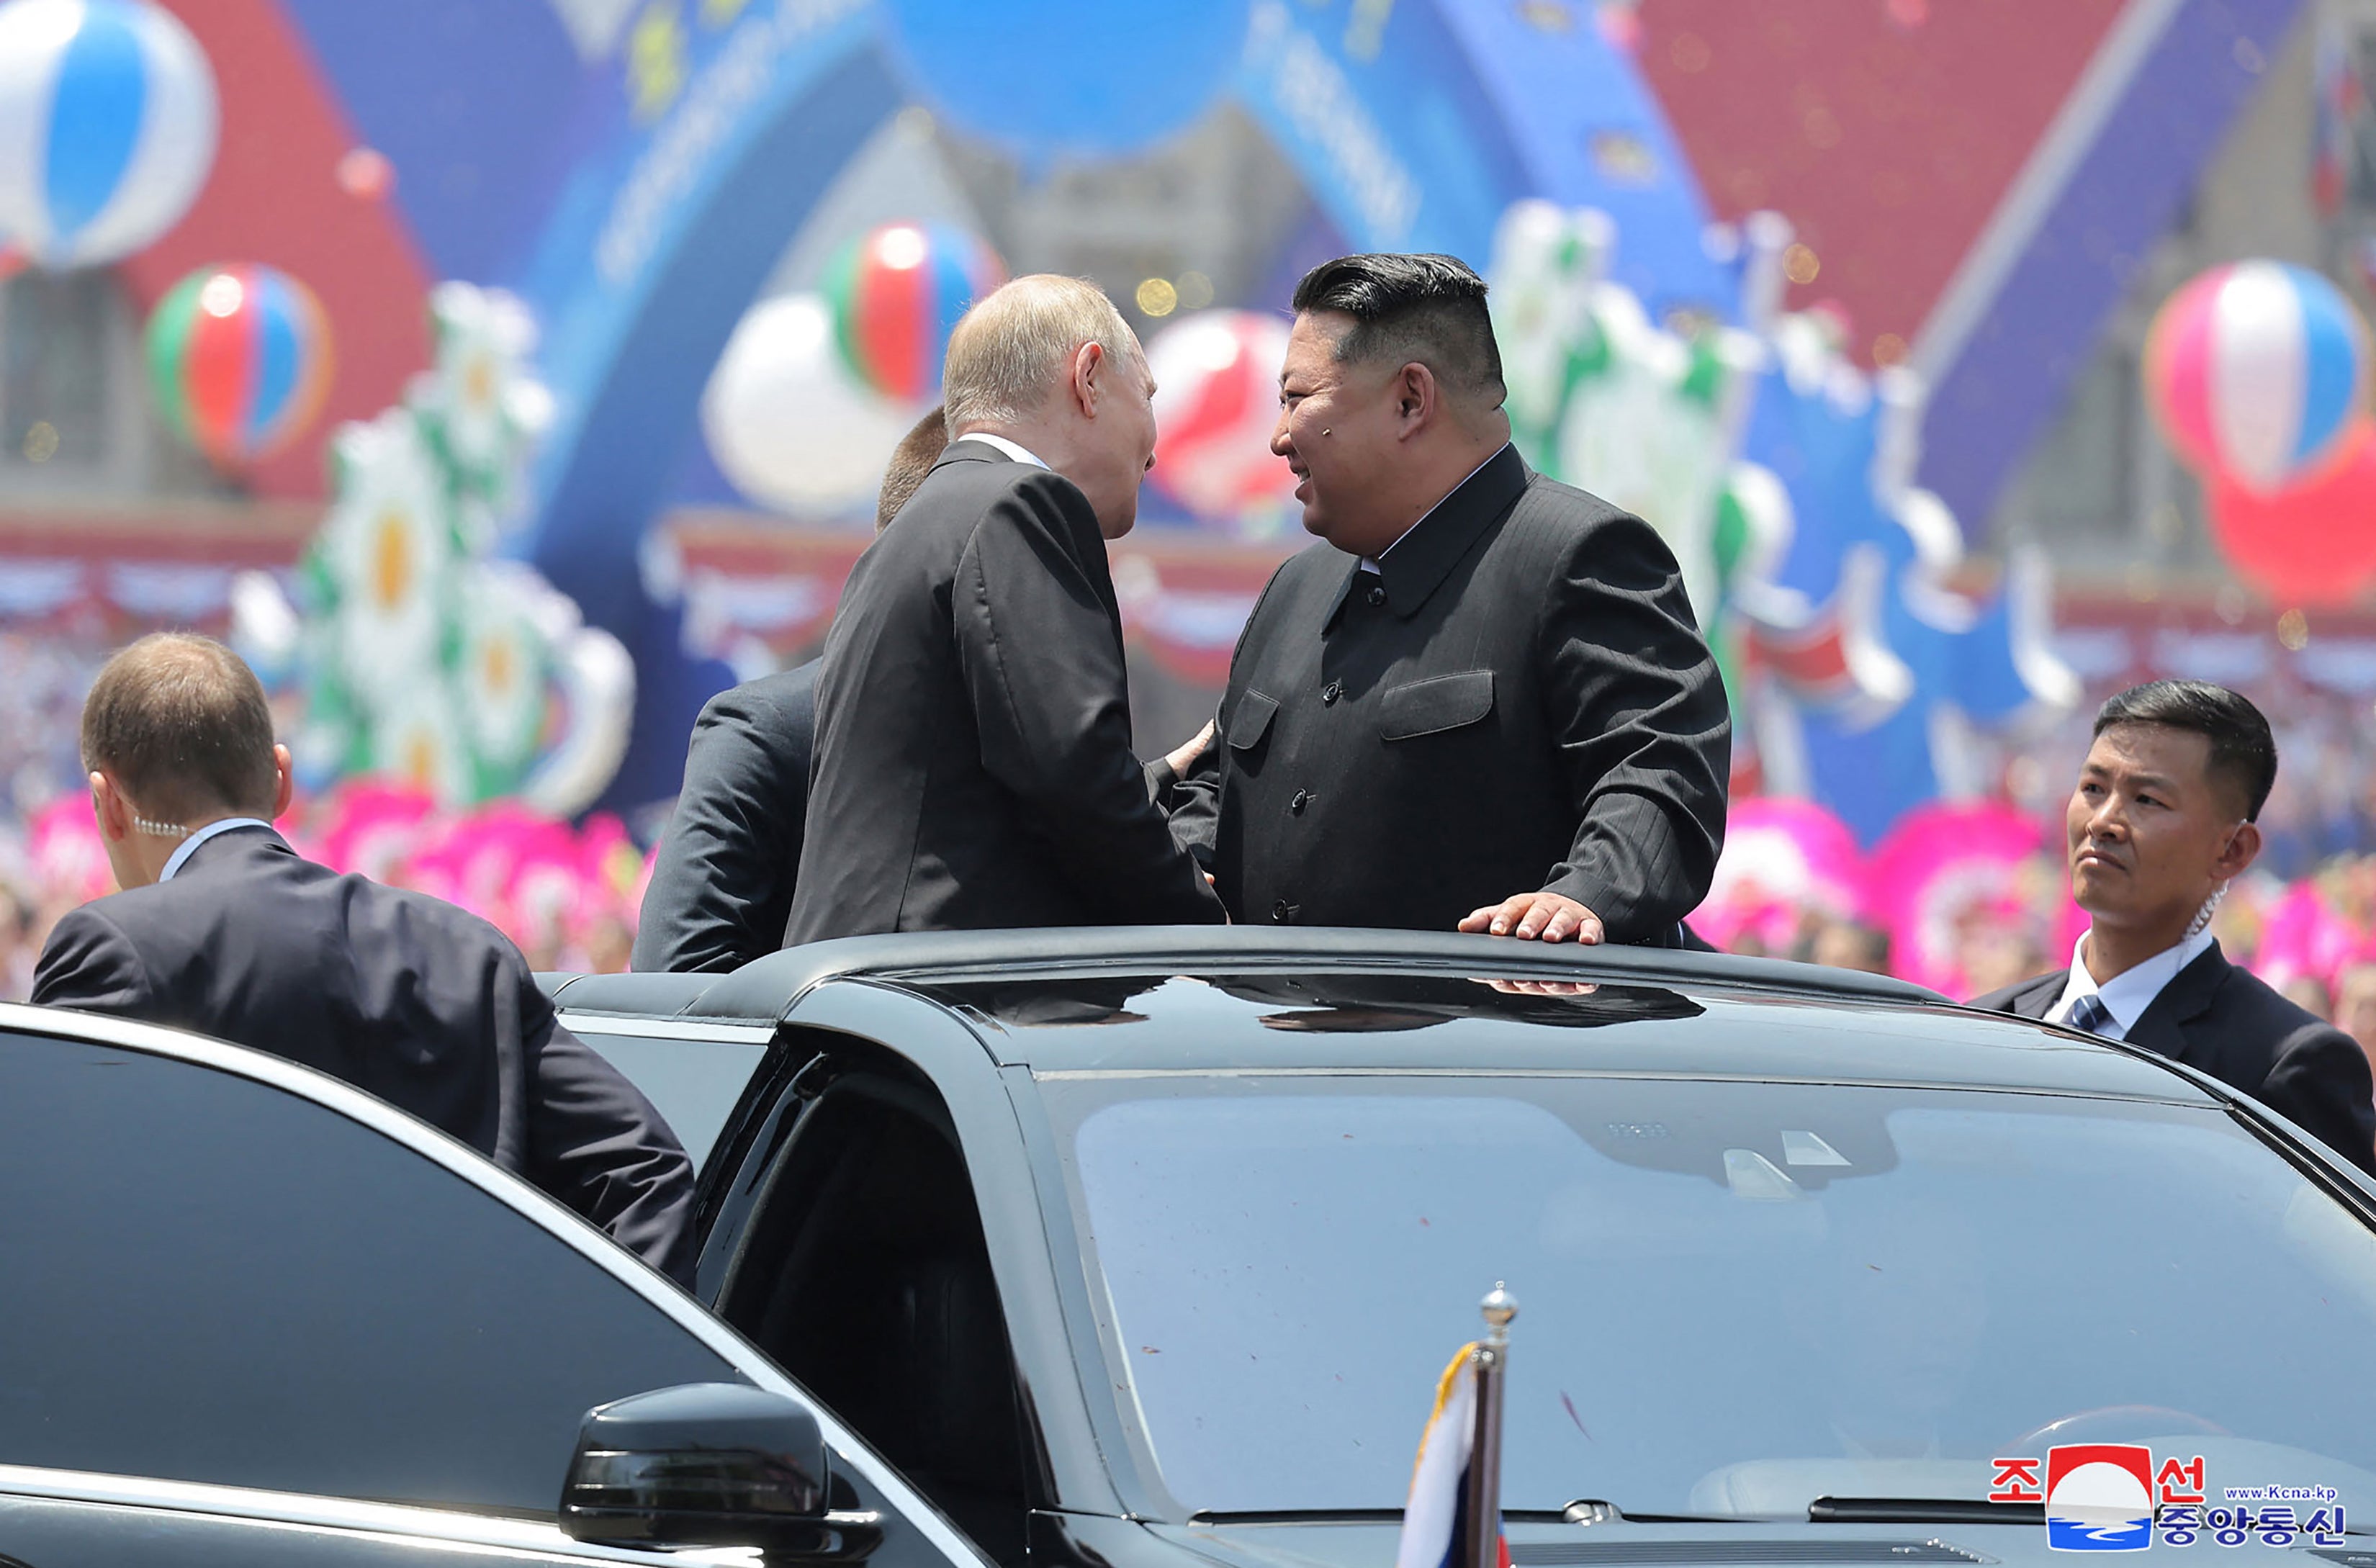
(1379, 670), (1495, 740)
(1227, 688), (1281, 750)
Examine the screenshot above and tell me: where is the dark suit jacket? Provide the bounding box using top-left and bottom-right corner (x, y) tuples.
(32, 827), (697, 1278)
(634, 660), (816, 973)
(1977, 942), (2376, 1175)
(1171, 444), (1730, 941)
(788, 440), (1222, 940)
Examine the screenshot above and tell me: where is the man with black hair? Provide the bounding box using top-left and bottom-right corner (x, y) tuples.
(1977, 680), (2375, 1173)
(1171, 252), (1729, 944)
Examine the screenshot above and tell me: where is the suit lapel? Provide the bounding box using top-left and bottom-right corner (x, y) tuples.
(2122, 942), (2227, 1068)
(2003, 971), (2068, 1019)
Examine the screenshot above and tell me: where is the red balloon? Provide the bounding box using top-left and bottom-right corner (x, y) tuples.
(2208, 420), (2376, 605)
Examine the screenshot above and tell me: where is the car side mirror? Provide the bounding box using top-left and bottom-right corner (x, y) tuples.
(559, 1382), (878, 1557)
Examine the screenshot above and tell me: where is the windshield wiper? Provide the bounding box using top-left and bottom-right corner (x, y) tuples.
(1809, 1497), (2043, 1525)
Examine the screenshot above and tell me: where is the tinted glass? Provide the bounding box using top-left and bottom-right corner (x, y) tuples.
(570, 1026), (766, 1171)
(1048, 1075), (2376, 1518)
(0, 1030), (738, 1513)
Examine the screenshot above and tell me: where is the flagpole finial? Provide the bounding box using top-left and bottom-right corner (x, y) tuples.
(1481, 1281), (1517, 1346)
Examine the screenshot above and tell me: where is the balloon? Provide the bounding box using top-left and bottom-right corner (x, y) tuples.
(701, 292), (922, 514)
(0, 0), (217, 269)
(822, 222), (1004, 402)
(144, 263), (333, 467)
(2145, 261), (2368, 494)
(2206, 423), (2376, 605)
(1146, 310), (1295, 522)
(881, 0), (1251, 163)
(336, 145), (392, 202)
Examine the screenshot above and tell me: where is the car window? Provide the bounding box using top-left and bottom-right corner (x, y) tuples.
(1045, 1074), (2376, 1520)
(0, 1028), (738, 1515)
(564, 1019), (768, 1171)
(719, 1075), (1031, 1568)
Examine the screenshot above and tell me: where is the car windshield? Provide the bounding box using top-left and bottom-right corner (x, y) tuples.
(1043, 1073), (2376, 1520)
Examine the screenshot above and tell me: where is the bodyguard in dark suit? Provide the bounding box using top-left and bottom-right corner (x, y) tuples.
(788, 276), (1221, 940)
(35, 635), (698, 1276)
(1173, 254), (1729, 944)
(1974, 680), (2375, 1174)
(634, 406), (949, 973)
(632, 664), (818, 973)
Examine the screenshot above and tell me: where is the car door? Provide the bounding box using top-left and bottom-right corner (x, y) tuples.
(0, 1004), (991, 1568)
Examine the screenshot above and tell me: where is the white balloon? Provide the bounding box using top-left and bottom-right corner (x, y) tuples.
(0, 0), (220, 269)
(701, 292), (919, 514)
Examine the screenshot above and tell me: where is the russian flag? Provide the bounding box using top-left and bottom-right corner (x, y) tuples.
(1395, 1345), (1509, 1568)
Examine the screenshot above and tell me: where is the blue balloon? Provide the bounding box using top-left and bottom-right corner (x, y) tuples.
(0, 0), (219, 269)
(881, 0), (1251, 163)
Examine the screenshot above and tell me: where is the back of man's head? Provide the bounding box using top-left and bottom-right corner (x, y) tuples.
(876, 403), (948, 530)
(1291, 252), (1506, 413)
(2092, 679), (2277, 821)
(942, 275), (1137, 434)
(82, 633), (277, 822)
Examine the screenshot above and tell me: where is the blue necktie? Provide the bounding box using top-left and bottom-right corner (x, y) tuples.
(2064, 993), (2113, 1037)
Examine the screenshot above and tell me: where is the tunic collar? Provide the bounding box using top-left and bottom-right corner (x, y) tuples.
(1330, 443), (1527, 626)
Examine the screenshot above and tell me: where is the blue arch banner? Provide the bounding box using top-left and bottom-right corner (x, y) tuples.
(346, 0), (1730, 808)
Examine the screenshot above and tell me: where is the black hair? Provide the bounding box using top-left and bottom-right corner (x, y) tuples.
(1291, 252), (1506, 407)
(2092, 680), (2278, 821)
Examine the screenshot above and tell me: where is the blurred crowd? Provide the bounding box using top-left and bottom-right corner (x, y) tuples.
(4, 764), (2375, 1078)
(9, 623), (2376, 1072)
(1704, 822), (2376, 1068)
(0, 781), (646, 1001)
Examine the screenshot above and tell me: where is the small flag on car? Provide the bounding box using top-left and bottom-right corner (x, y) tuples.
(1395, 1284), (1518, 1568)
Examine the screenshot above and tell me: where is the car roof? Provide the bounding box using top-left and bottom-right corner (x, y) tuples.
(544, 928), (2218, 1104)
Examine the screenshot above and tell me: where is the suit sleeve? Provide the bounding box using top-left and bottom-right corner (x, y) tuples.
(953, 473), (1223, 925)
(2260, 1020), (2376, 1176)
(523, 999), (701, 1284)
(1162, 728), (1223, 864)
(633, 684), (806, 973)
(1166, 560), (1288, 870)
(1535, 511), (1732, 942)
(30, 904), (153, 1014)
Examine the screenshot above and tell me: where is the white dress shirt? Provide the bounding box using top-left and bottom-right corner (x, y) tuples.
(2048, 926), (2218, 1039)
(959, 433), (1048, 469)
(159, 817), (276, 882)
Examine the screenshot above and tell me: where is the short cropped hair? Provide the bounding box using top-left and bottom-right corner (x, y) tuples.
(81, 633), (278, 821)
(2093, 680), (2278, 821)
(876, 404), (947, 530)
(1292, 252), (1506, 407)
(942, 276), (1138, 434)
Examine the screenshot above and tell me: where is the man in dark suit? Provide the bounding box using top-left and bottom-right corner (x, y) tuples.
(1976, 680), (2375, 1174)
(788, 276), (1223, 940)
(633, 405), (948, 973)
(1171, 253), (1729, 943)
(34, 634), (698, 1276)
